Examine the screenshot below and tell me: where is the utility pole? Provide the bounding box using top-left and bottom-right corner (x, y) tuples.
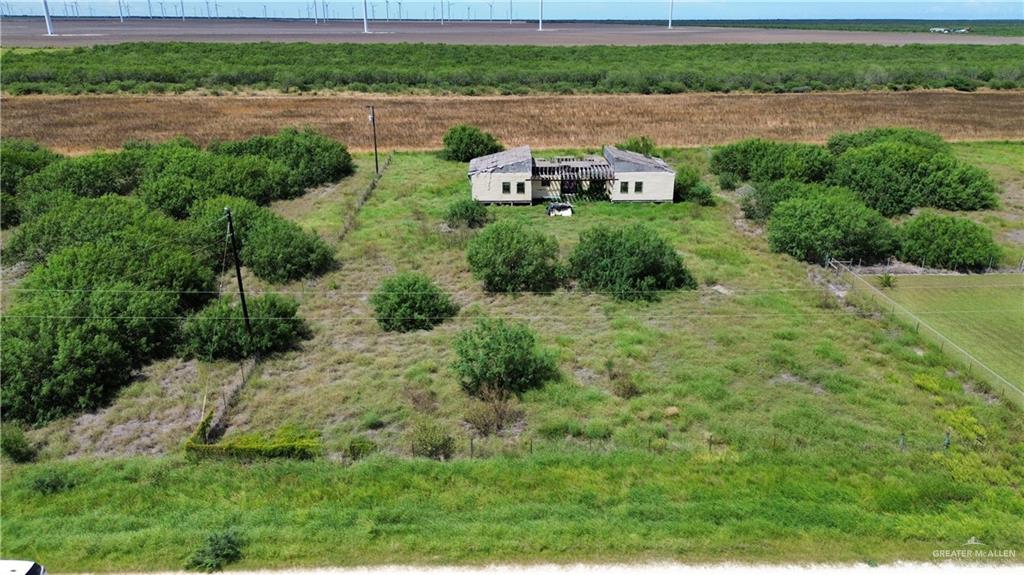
(225, 209), (253, 338)
(367, 105), (379, 174)
(41, 0), (55, 34)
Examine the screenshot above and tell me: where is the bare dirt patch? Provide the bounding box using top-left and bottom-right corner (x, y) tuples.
(3, 91), (1023, 154)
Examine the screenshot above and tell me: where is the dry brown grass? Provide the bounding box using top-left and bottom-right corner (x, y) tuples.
(4, 90), (1023, 154)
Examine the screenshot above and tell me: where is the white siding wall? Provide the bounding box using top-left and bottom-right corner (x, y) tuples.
(471, 172), (534, 203)
(610, 171), (675, 202)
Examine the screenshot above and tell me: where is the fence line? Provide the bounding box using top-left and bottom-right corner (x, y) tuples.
(828, 259), (1024, 408)
(339, 154), (393, 242)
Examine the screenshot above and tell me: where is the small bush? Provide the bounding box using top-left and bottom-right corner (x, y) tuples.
(568, 223), (696, 301)
(464, 390), (522, 437)
(767, 192), (897, 264)
(186, 426), (322, 460)
(1, 426), (37, 463)
(408, 419), (456, 461)
(210, 128), (354, 189)
(826, 127), (950, 157)
(346, 436), (378, 460)
(452, 318), (558, 398)
(441, 124), (503, 162)
(179, 294), (308, 361)
(672, 165), (700, 200)
(878, 273), (897, 289)
(617, 135), (657, 156)
(466, 220), (563, 293)
(185, 529), (244, 572)
(687, 181), (715, 206)
(717, 172), (739, 191)
(370, 272), (458, 332)
(30, 469), (76, 495)
(444, 198), (491, 229)
(898, 211), (1002, 271)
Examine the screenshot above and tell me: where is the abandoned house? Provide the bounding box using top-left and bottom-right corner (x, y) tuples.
(468, 145), (675, 204)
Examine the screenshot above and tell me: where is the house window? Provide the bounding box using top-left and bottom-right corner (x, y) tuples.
(502, 182), (511, 194)
(620, 181), (629, 194)
(516, 182), (525, 194)
(635, 181), (644, 194)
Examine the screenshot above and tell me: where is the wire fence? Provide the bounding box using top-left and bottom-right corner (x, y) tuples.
(828, 259), (1024, 409)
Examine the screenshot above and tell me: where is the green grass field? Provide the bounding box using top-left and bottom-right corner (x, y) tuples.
(867, 274), (1024, 395)
(4, 144), (1024, 570)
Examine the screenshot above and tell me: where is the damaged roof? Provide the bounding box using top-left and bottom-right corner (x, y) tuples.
(602, 145), (674, 173)
(468, 146), (533, 176)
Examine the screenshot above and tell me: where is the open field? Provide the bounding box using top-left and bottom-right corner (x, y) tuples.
(4, 91), (1024, 155)
(4, 144), (1024, 570)
(864, 274), (1024, 393)
(1, 18), (1021, 48)
(3, 42), (1023, 95)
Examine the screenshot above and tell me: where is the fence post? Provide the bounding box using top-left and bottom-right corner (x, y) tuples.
(470, 436), (475, 459)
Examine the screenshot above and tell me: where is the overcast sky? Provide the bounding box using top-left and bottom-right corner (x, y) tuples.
(7, 1), (1023, 20)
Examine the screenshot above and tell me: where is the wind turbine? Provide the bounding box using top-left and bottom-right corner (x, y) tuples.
(384, 0), (389, 21)
(40, 0), (55, 34)
(179, 0), (185, 20)
(488, 1), (493, 22)
(362, 0), (369, 32)
(117, 0), (123, 22)
(668, 0), (673, 29)
(509, 0), (512, 24)
(147, 0), (152, 18)
(538, 0), (542, 31)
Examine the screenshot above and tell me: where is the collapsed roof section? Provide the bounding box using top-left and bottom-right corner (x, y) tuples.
(468, 145), (673, 181)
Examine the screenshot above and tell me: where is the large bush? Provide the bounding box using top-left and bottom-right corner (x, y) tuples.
(17, 152), (140, 202)
(6, 195), (182, 264)
(568, 223), (696, 301)
(767, 192), (897, 264)
(711, 139), (833, 183)
(741, 179), (847, 223)
(826, 127), (950, 157)
(466, 220), (563, 293)
(210, 128), (354, 189)
(187, 195), (334, 283)
(899, 212), (1002, 271)
(370, 272), (458, 332)
(829, 141), (997, 215)
(673, 165), (701, 201)
(444, 198), (491, 229)
(1, 283), (180, 424)
(441, 124), (503, 162)
(452, 318), (558, 398)
(0, 138), (61, 227)
(179, 294), (308, 361)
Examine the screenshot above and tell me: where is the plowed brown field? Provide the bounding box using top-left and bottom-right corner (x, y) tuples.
(4, 91), (1022, 153)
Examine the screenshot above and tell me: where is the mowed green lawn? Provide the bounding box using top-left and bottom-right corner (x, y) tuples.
(873, 274), (1024, 394)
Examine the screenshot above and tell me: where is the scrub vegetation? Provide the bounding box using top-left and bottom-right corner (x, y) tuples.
(3, 43), (1023, 95)
(2, 131), (1023, 570)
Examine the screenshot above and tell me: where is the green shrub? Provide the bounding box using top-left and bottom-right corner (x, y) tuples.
(30, 469), (77, 495)
(444, 198), (491, 229)
(767, 192), (897, 264)
(568, 223), (696, 301)
(712, 140), (833, 183)
(452, 318), (558, 397)
(185, 529), (244, 572)
(826, 127), (950, 156)
(741, 180), (845, 222)
(17, 152), (140, 202)
(370, 272), (458, 332)
(829, 141), (997, 215)
(179, 294), (308, 361)
(441, 124), (503, 162)
(717, 172), (739, 191)
(187, 195), (268, 263)
(1, 425), (37, 463)
(186, 426), (322, 460)
(0, 138), (60, 227)
(210, 128), (354, 189)
(346, 436), (378, 460)
(710, 139), (776, 179)
(899, 211), (1002, 271)
(827, 141), (934, 216)
(687, 181), (715, 206)
(780, 144), (835, 182)
(466, 220), (563, 293)
(408, 419), (456, 461)
(6, 195), (182, 264)
(243, 218), (334, 283)
(673, 165), (700, 200)
(617, 135), (657, 156)
(921, 154), (998, 211)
